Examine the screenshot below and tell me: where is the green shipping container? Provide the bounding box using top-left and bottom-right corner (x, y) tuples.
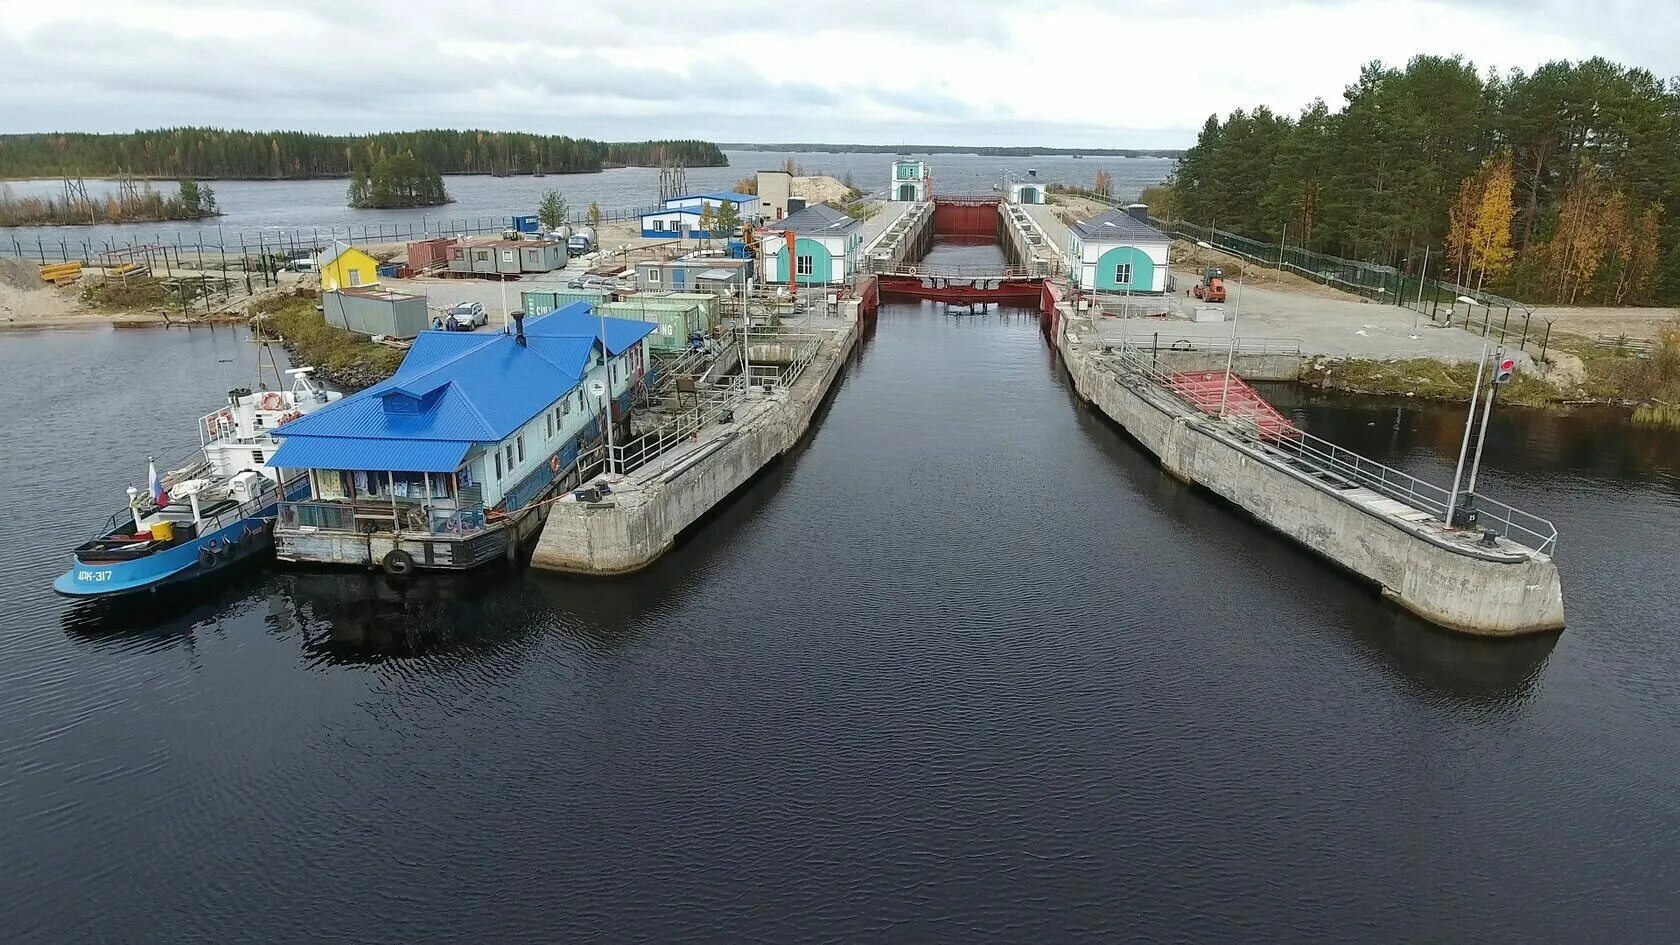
(599, 300), (706, 352)
(522, 289), (610, 317)
(655, 292), (719, 330)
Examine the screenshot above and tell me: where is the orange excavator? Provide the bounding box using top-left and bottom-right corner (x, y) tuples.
(1191, 266), (1227, 303)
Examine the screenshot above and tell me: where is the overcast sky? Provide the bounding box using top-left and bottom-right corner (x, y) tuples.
(1, 0), (1675, 147)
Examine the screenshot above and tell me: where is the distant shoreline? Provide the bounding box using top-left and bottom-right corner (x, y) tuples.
(0, 164), (752, 186)
(718, 143), (1185, 158)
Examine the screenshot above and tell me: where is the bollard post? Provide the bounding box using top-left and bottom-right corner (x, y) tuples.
(1539, 322), (1551, 364)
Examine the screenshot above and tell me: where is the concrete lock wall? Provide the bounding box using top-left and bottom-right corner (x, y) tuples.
(531, 313), (859, 575)
(1148, 350), (1304, 382)
(1058, 306), (1564, 636)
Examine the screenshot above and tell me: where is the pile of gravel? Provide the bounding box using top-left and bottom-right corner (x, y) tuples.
(0, 257), (45, 291)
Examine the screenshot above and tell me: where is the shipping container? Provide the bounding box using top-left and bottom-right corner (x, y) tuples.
(511, 214), (540, 233)
(599, 299), (707, 353)
(322, 288), (430, 340)
(655, 292), (719, 329)
(406, 237), (456, 270)
(521, 289), (611, 317)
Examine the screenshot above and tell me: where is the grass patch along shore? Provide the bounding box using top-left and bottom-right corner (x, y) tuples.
(253, 291), (404, 391)
(1300, 356), (1561, 407)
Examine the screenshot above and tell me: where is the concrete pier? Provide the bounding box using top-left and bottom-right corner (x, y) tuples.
(999, 201), (1064, 277)
(860, 201), (933, 272)
(1055, 304), (1565, 636)
(530, 314), (859, 575)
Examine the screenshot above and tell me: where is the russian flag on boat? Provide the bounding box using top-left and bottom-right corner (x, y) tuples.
(148, 457), (167, 506)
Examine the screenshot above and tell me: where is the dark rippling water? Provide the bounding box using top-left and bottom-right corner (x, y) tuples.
(3, 242), (1679, 943)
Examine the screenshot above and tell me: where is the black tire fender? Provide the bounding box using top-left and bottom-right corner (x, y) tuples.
(381, 548), (415, 576)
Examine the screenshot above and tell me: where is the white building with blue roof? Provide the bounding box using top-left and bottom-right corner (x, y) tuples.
(641, 192), (755, 239)
(270, 303), (656, 573)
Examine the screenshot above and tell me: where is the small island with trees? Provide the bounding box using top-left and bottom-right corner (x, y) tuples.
(0, 177), (218, 227)
(347, 149), (450, 209)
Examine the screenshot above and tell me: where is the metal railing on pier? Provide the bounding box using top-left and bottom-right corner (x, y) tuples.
(607, 329), (827, 475)
(1099, 338), (1558, 556)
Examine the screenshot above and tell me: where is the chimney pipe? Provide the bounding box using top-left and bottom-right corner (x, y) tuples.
(512, 311), (527, 346)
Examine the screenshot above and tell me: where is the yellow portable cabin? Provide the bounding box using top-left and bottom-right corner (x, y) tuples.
(317, 241), (381, 291)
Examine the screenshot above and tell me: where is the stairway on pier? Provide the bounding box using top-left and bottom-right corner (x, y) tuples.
(1168, 371), (1297, 440)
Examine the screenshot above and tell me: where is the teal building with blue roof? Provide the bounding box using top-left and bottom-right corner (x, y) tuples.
(270, 303), (656, 573)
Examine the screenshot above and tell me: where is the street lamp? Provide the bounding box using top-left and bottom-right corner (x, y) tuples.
(1218, 269), (1245, 419)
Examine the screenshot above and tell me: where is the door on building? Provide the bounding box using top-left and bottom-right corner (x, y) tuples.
(897, 184), (916, 201)
(672, 269), (686, 288)
(348, 270), (361, 286)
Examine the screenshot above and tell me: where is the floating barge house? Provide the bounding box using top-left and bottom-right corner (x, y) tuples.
(270, 304), (654, 573)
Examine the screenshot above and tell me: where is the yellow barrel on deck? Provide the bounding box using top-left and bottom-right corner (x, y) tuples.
(150, 520), (174, 542)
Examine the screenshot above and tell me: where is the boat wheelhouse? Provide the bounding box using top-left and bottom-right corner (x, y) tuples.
(53, 370), (343, 598)
(270, 304), (655, 573)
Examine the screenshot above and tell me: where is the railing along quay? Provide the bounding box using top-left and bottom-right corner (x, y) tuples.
(1100, 339), (1558, 556)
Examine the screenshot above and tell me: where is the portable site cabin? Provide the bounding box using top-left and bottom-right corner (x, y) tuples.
(635, 257), (752, 292)
(270, 305), (656, 573)
(759, 205), (863, 286)
(317, 241), (380, 291)
(322, 288), (430, 339)
(448, 241), (540, 276)
(517, 241), (566, 272)
(1067, 206), (1171, 294)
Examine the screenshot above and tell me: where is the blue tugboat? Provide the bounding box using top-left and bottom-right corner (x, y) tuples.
(53, 369), (340, 598)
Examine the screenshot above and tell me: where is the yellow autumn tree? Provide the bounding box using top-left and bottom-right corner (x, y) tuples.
(1446, 170), (1480, 285)
(1094, 169), (1113, 199)
(1466, 155), (1516, 292)
(1544, 164), (1612, 304)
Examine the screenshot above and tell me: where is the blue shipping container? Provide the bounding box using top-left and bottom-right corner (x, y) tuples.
(511, 214), (540, 233)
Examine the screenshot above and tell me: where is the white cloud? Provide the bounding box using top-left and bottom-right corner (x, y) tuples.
(0, 0), (1673, 146)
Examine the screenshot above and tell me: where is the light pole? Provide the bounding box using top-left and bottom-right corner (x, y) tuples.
(1218, 269), (1244, 419)
(597, 304), (616, 474)
(1446, 344), (1490, 526)
(1412, 247), (1430, 337)
(1456, 295), (1480, 334)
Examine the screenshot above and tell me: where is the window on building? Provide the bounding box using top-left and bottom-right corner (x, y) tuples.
(348, 270), (362, 287)
(1114, 262), (1133, 285)
(562, 398), (571, 416)
(505, 444), (515, 470)
(648, 269), (660, 284)
(577, 391), (586, 411)
(545, 413), (553, 438)
(516, 436), (525, 463)
(494, 452), (503, 480)
(796, 255), (814, 276)
(251, 450), (264, 464)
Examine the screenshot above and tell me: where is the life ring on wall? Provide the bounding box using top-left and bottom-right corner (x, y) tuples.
(549, 455), (561, 474)
(381, 548), (415, 576)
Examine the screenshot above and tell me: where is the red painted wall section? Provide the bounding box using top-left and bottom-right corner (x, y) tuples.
(932, 197), (1001, 237)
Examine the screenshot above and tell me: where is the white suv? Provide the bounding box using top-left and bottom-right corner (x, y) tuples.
(448, 301), (487, 328)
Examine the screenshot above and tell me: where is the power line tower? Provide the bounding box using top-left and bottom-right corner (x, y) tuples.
(658, 164), (687, 204)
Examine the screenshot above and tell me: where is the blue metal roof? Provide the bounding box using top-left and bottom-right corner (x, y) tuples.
(274, 304), (655, 456)
(666, 192), (754, 205)
(270, 436), (470, 473)
(526, 304), (655, 356)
